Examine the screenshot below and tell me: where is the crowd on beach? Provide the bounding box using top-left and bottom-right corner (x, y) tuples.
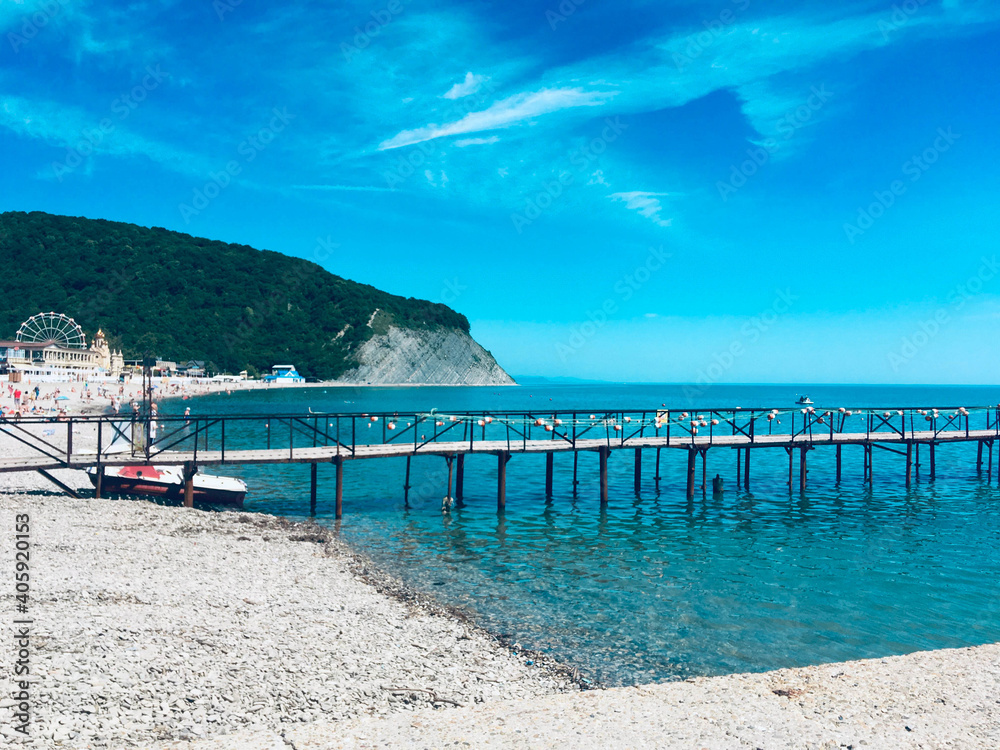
(0, 376), (259, 420)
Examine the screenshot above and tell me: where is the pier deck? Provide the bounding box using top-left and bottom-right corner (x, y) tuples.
(2, 405), (999, 515)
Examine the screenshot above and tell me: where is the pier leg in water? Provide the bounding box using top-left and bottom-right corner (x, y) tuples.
(990, 441), (994, 481)
(599, 446), (609, 506)
(310, 462), (317, 516)
(736, 448), (741, 487)
(403, 456), (411, 508)
(799, 446), (807, 492)
(334, 456), (343, 520)
(743, 447), (751, 491)
(977, 440), (983, 474)
(445, 455), (454, 510)
(654, 447), (661, 483)
(930, 442), (936, 480)
(572, 451), (579, 494)
(786, 447), (794, 490)
(634, 448), (642, 495)
(685, 448), (697, 499)
(906, 443), (913, 487)
(455, 454), (464, 506)
(546, 452), (554, 498)
(497, 452), (508, 512)
(836, 444), (842, 483)
(183, 462), (196, 508)
(701, 449), (707, 493)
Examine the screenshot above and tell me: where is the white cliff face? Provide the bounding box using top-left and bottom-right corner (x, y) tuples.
(337, 326), (515, 385)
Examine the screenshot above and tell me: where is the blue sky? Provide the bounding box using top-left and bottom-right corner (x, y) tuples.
(2, 0), (999, 384)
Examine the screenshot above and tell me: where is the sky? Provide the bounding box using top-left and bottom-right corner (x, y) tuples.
(1, 0), (999, 384)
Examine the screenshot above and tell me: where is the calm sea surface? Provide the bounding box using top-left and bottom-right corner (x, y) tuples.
(161, 384), (1000, 686)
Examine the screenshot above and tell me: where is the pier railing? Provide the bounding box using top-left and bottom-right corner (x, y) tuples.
(2, 404), (1000, 471)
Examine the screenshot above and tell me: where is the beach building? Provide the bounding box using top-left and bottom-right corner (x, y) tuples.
(263, 364), (305, 383)
(0, 313), (124, 381)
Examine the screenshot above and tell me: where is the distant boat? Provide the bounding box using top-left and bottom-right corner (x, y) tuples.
(87, 465), (247, 506)
(796, 396), (813, 405)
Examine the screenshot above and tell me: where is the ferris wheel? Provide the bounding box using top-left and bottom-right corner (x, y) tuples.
(16, 312), (88, 349)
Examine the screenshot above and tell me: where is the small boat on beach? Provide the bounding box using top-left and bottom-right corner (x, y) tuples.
(86, 466), (247, 506)
(795, 395), (814, 405)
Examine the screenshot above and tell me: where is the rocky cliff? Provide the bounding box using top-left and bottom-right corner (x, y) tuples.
(337, 326), (515, 385)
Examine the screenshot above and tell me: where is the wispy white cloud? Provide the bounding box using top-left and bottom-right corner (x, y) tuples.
(443, 72), (487, 99)
(378, 87), (617, 150)
(609, 191), (673, 227)
(454, 135), (499, 147)
(0, 94), (206, 177)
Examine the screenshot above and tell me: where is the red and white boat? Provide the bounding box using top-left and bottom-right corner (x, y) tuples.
(86, 466), (247, 506)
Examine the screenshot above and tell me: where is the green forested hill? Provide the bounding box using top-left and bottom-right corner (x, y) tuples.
(0, 211), (469, 379)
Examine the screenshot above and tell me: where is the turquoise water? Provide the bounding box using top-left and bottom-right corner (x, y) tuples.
(162, 384), (1000, 685)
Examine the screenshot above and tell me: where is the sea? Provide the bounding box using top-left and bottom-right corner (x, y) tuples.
(160, 383), (1000, 686)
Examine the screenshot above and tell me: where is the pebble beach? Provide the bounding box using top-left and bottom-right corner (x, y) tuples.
(1, 394), (999, 748)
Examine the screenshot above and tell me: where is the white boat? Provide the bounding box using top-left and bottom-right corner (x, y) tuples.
(795, 396), (814, 405)
(86, 465), (247, 505)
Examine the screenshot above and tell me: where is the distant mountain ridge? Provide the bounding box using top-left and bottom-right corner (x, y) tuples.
(0, 211), (512, 383)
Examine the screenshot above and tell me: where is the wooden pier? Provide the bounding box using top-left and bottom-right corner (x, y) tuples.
(2, 404), (999, 517)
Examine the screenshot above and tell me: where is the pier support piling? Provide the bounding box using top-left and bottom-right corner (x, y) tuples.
(786, 447), (794, 489)
(930, 443), (936, 480)
(310, 462), (317, 516)
(183, 462), (196, 508)
(835, 444), (842, 483)
(445, 455), (454, 503)
(701, 449), (707, 493)
(743, 447), (751, 491)
(654, 447), (661, 483)
(799, 446), (808, 492)
(403, 456), (411, 507)
(546, 452), (554, 498)
(599, 446), (610, 506)
(977, 441), (983, 474)
(334, 456), (343, 520)
(94, 467), (103, 500)
(906, 443), (913, 487)
(572, 451), (579, 492)
(634, 448), (642, 495)
(685, 448), (697, 499)
(497, 452), (509, 512)
(456, 454), (465, 505)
